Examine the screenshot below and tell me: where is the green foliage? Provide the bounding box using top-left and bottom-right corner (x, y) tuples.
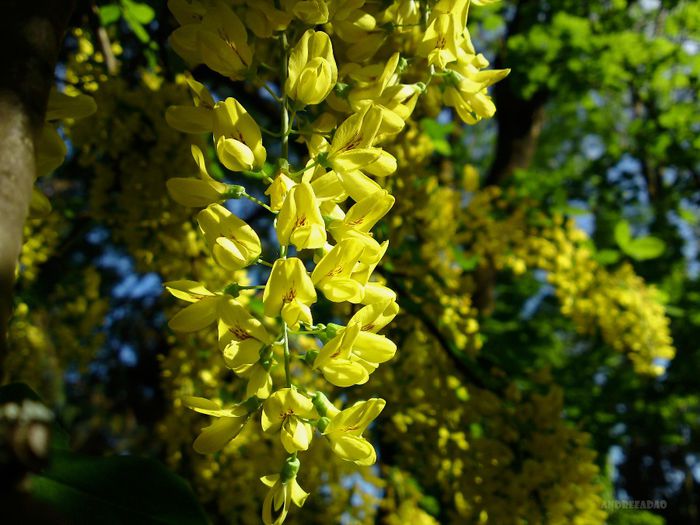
(31, 451), (209, 525)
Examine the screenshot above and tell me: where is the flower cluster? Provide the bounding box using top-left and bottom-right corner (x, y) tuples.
(164, 0), (508, 522)
(458, 186), (675, 375)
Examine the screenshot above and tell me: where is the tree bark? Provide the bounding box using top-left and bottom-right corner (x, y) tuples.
(0, 2), (75, 373)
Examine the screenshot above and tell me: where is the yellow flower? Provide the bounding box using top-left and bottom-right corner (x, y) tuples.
(326, 105), (394, 175)
(417, 13), (460, 70)
(444, 53), (510, 124)
(328, 189), (395, 239)
(313, 322), (396, 386)
(165, 75), (216, 133)
(218, 297), (272, 375)
(348, 297), (399, 333)
(183, 396), (250, 454)
(164, 280), (221, 332)
(167, 145), (229, 207)
(245, 363), (273, 399)
(311, 238), (366, 303)
(286, 29), (337, 106)
(213, 97), (266, 172)
(197, 204), (262, 270)
(313, 323), (368, 386)
(276, 181), (327, 250)
(260, 470), (309, 525)
(261, 388), (317, 453)
(265, 173), (296, 212)
(197, 3), (252, 79)
(291, 0), (329, 24)
(323, 398), (385, 465)
(263, 258), (317, 328)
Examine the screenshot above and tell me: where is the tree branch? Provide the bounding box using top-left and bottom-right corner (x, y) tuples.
(0, 1), (76, 374)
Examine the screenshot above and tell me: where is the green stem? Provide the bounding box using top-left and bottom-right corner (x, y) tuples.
(280, 32), (290, 159)
(262, 83), (282, 103)
(257, 258), (274, 268)
(242, 191), (276, 213)
(283, 322), (291, 388)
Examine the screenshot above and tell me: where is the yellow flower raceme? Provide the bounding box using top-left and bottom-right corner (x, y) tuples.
(167, 145), (229, 207)
(213, 97), (266, 172)
(276, 181), (327, 250)
(261, 388), (317, 453)
(183, 396), (251, 454)
(263, 258), (317, 328)
(286, 29), (337, 106)
(165, 280), (222, 332)
(197, 204), (261, 271)
(323, 398), (386, 465)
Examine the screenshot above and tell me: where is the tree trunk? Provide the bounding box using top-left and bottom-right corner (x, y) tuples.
(0, 1), (75, 373)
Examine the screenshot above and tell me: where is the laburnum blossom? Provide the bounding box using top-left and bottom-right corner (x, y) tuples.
(311, 238), (366, 303)
(171, 1), (252, 79)
(286, 29), (338, 106)
(444, 52), (510, 124)
(322, 398), (386, 465)
(265, 173), (296, 212)
(213, 97), (266, 172)
(328, 189), (395, 241)
(217, 298), (273, 398)
(165, 75), (216, 134)
(417, 12), (460, 69)
(261, 388), (317, 453)
(167, 144), (229, 207)
(313, 322), (397, 387)
(164, 280), (222, 332)
(263, 258), (317, 328)
(260, 466), (309, 525)
(161, 0), (513, 522)
(325, 105), (396, 176)
(183, 396), (252, 454)
(197, 204), (262, 271)
(276, 181), (327, 250)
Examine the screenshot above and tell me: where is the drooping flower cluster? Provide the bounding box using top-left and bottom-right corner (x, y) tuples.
(163, 0), (508, 522)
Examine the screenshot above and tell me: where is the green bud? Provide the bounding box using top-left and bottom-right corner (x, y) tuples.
(398, 56), (409, 73)
(223, 185), (245, 199)
(312, 391), (334, 416)
(223, 283), (241, 298)
(334, 82), (351, 100)
(316, 416), (330, 433)
(304, 349), (319, 365)
(280, 455), (301, 483)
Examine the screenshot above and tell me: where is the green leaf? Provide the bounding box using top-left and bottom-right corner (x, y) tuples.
(99, 5), (121, 25)
(613, 220), (631, 249)
(122, 0), (155, 25)
(123, 12), (151, 43)
(451, 245), (480, 271)
(594, 249), (621, 265)
(31, 450), (209, 525)
(624, 237), (666, 261)
(420, 118), (454, 156)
